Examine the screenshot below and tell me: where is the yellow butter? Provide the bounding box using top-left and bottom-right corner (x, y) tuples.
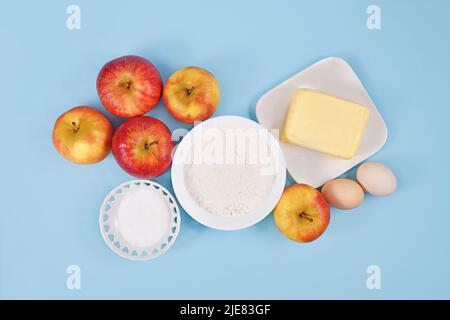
(281, 89), (369, 159)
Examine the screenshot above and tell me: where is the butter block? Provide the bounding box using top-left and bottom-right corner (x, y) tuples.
(281, 89), (369, 159)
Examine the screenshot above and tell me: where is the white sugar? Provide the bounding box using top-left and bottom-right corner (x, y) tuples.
(117, 187), (169, 248)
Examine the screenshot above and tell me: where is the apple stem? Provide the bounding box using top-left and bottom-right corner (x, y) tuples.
(145, 140), (158, 149)
(185, 86), (195, 96)
(299, 213), (314, 223)
(119, 81), (132, 90)
(71, 121), (80, 133)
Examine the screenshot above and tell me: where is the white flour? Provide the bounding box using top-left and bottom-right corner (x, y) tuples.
(184, 127), (276, 216)
(117, 187), (169, 247)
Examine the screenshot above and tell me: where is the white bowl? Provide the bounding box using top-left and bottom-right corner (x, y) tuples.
(256, 57), (388, 188)
(171, 116), (286, 231)
(99, 180), (181, 261)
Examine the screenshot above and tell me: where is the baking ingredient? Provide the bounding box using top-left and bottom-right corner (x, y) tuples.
(163, 66), (220, 123)
(97, 55), (162, 118)
(185, 162), (275, 216)
(321, 179), (364, 210)
(281, 89), (369, 159)
(274, 184), (330, 243)
(112, 116), (173, 179)
(184, 127), (275, 216)
(117, 186), (169, 247)
(52, 106), (113, 164)
(356, 162), (397, 196)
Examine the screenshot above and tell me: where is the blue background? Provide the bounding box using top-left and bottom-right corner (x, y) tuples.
(1, 0), (449, 299)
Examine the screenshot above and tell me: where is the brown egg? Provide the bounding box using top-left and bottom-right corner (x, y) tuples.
(356, 162), (397, 196)
(321, 179), (364, 210)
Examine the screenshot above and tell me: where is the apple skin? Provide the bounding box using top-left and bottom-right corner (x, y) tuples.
(112, 116), (173, 179)
(97, 55), (162, 118)
(274, 184), (330, 243)
(52, 106), (113, 164)
(163, 66), (220, 123)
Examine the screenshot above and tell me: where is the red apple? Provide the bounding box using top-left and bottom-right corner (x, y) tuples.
(112, 116), (173, 178)
(97, 55), (162, 118)
(52, 106), (113, 164)
(274, 184), (330, 243)
(163, 66), (220, 123)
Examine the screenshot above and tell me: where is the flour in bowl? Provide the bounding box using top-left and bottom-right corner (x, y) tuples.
(184, 126), (276, 216)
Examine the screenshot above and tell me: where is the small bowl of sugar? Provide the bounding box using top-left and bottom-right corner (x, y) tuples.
(172, 116), (286, 230)
(99, 180), (180, 260)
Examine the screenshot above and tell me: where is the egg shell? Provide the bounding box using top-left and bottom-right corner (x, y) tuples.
(356, 162), (397, 196)
(321, 179), (364, 210)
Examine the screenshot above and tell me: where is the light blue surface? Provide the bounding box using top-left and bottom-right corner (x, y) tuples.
(1, 0), (449, 299)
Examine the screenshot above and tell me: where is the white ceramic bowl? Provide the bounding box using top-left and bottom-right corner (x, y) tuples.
(171, 116), (286, 231)
(99, 180), (181, 261)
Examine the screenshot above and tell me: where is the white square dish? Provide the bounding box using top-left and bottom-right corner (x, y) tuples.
(255, 57), (388, 188)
